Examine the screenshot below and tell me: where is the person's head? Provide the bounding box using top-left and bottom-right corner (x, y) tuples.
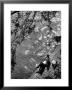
(47, 55), (49, 59)
(43, 60), (47, 64)
(52, 60), (56, 64)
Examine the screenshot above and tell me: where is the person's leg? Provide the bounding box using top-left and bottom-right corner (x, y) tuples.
(46, 61), (51, 71)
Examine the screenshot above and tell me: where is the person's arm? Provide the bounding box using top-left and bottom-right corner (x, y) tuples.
(36, 63), (39, 68)
(36, 62), (43, 68)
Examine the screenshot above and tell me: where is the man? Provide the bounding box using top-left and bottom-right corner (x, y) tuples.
(46, 55), (51, 70)
(52, 60), (58, 69)
(36, 55), (51, 75)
